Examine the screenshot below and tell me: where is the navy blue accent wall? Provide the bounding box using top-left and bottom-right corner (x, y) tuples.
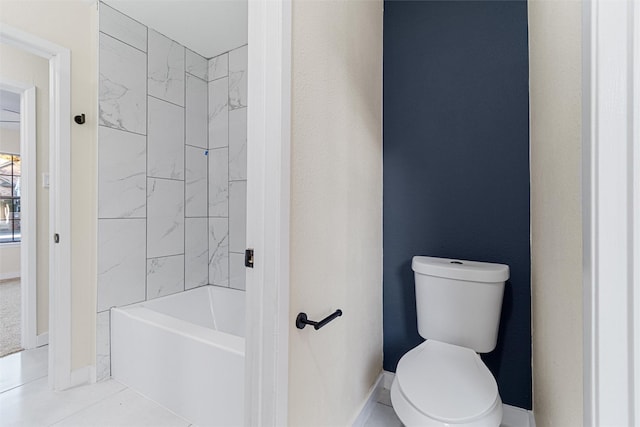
(383, 1), (531, 409)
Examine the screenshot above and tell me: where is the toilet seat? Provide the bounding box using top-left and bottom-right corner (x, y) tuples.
(391, 340), (502, 426)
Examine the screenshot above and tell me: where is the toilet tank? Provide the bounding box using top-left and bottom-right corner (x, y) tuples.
(412, 256), (509, 353)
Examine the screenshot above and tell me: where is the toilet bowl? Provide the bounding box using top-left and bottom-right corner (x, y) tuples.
(390, 340), (502, 427)
(389, 256), (509, 427)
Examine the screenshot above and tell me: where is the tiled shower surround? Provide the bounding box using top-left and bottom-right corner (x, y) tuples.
(96, 3), (248, 380)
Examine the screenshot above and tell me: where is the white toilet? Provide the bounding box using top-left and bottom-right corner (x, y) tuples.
(390, 256), (509, 427)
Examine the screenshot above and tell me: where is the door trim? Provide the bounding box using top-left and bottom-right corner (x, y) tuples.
(0, 24), (72, 391)
(245, 0), (292, 424)
(582, 0), (638, 424)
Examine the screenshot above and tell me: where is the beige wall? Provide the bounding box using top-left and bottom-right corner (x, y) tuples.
(289, 0), (383, 425)
(0, 43), (50, 334)
(0, 1), (98, 369)
(529, 1), (583, 425)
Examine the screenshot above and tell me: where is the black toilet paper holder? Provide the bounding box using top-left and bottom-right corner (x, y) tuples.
(296, 309), (343, 330)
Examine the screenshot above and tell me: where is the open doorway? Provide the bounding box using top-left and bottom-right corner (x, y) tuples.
(0, 92), (24, 358)
(0, 42), (49, 392)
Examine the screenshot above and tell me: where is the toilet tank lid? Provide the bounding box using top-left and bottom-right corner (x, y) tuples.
(412, 256), (509, 283)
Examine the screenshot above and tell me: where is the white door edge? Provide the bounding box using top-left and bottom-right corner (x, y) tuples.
(245, 0), (292, 425)
(582, 0), (639, 424)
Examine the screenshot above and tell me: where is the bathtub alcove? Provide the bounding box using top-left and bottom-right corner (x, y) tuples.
(111, 285), (245, 426)
(96, 1), (249, 424)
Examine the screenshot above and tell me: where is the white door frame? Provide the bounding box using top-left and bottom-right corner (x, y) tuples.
(245, 0), (292, 425)
(0, 80), (37, 350)
(582, 0), (639, 424)
(0, 24), (72, 391)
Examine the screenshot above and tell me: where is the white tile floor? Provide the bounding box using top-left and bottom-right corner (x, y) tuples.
(0, 347), (191, 427)
(0, 346), (48, 393)
(0, 377), (191, 427)
(362, 385), (534, 427)
(0, 349), (530, 427)
(363, 402), (403, 426)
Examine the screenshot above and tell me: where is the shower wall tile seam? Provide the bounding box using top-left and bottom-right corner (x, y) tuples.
(206, 49), (211, 288)
(186, 72), (207, 83)
(98, 1), (149, 48)
(183, 46), (187, 292)
(98, 30), (146, 54)
(210, 43), (248, 58)
(97, 123), (147, 137)
(97, 216), (146, 220)
(227, 60), (230, 288)
(147, 253), (185, 260)
(146, 176), (185, 182)
(207, 76), (228, 83)
(144, 24), (149, 326)
(185, 143), (208, 150)
(147, 94), (185, 110)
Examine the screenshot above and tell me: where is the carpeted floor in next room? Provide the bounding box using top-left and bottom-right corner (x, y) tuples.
(0, 279), (22, 358)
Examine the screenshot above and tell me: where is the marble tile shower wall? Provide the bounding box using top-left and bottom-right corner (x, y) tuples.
(208, 46), (248, 290)
(95, 3), (248, 381)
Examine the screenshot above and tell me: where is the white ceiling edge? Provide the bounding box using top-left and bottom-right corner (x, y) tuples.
(103, 0), (247, 59)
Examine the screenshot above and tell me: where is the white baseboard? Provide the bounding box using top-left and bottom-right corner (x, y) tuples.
(89, 365), (97, 384)
(0, 271), (20, 281)
(379, 370), (536, 427)
(502, 403), (536, 427)
(36, 332), (48, 347)
(350, 372), (384, 427)
(69, 365), (93, 388)
(382, 370), (395, 389)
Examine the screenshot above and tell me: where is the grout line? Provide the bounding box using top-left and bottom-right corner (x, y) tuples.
(146, 176), (185, 183)
(97, 216), (146, 221)
(148, 94), (185, 110)
(207, 75), (228, 83)
(205, 43), (248, 61)
(185, 143), (208, 150)
(146, 253), (184, 261)
(108, 310), (112, 377)
(227, 67), (230, 288)
(0, 347), (48, 394)
(207, 60), (211, 286)
(145, 25), (149, 303)
(98, 124), (146, 138)
(99, 31), (146, 55)
(185, 71), (207, 83)
(49, 386), (129, 426)
(184, 47), (187, 292)
(0, 373), (47, 396)
(98, 1), (150, 44)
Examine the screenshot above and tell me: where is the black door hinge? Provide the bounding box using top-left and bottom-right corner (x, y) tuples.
(245, 248), (254, 268)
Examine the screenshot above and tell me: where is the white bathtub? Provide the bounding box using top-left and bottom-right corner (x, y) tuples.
(111, 285), (245, 426)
